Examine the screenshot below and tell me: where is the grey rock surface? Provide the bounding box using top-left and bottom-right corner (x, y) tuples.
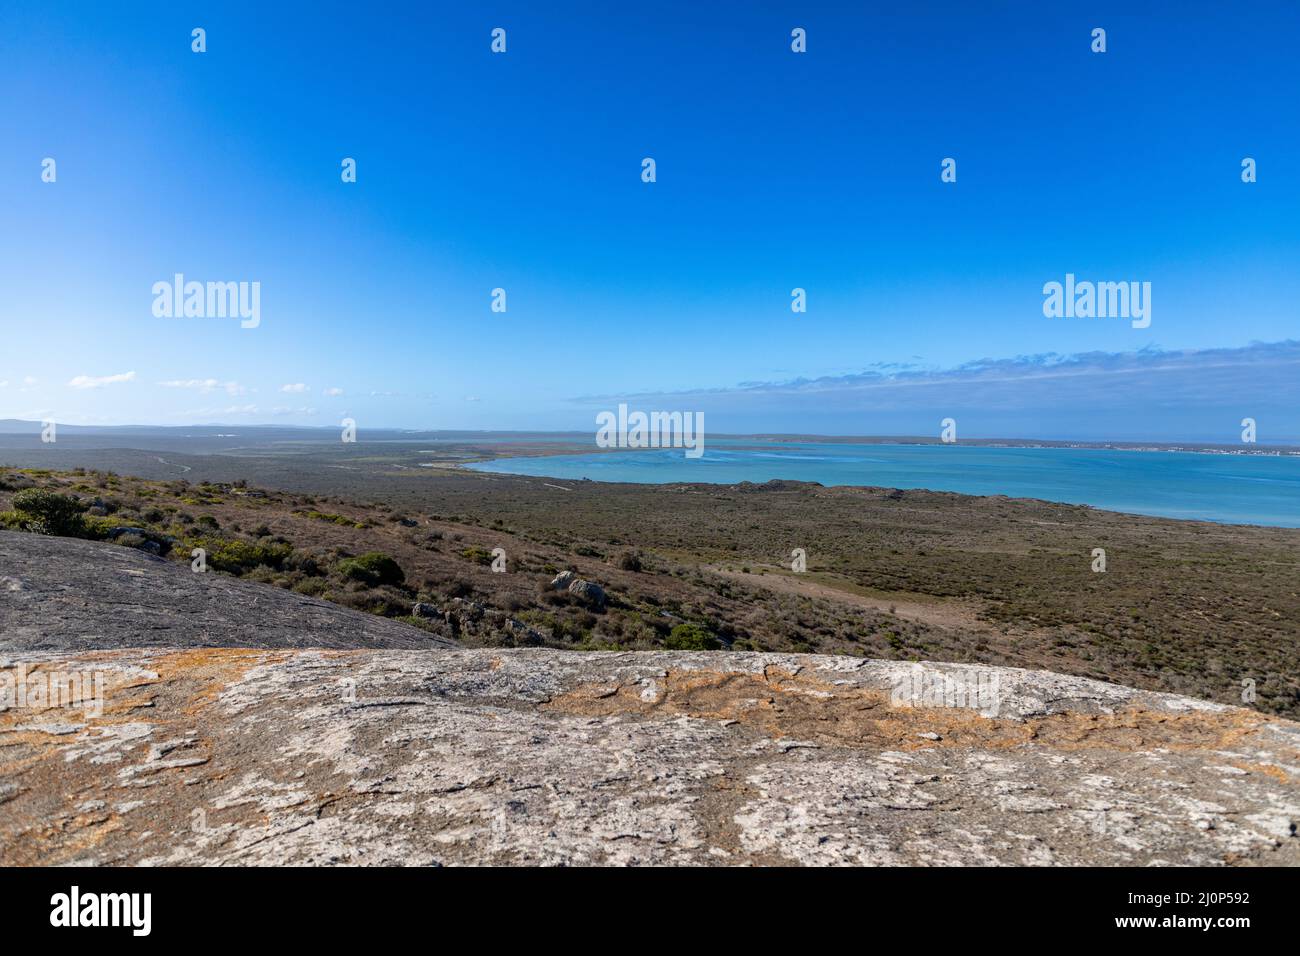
(0, 531), (454, 651)
(2, 646), (1297, 866)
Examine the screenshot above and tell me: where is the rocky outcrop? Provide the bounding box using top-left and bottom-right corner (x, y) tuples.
(503, 618), (546, 646)
(2, 529), (1297, 866)
(551, 570), (606, 609)
(567, 579), (606, 609)
(1, 647), (1296, 866)
(0, 531), (454, 652)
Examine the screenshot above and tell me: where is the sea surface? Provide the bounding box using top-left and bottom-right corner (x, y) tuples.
(467, 441), (1300, 528)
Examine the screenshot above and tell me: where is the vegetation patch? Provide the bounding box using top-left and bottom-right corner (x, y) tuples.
(336, 552), (406, 587)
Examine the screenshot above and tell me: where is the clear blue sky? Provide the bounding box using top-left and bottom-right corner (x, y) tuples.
(1, 1), (1298, 440)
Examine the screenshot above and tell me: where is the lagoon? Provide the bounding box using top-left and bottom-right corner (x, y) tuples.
(467, 441), (1300, 528)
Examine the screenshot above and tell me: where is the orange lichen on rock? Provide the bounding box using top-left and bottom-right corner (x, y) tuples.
(542, 666), (1274, 754)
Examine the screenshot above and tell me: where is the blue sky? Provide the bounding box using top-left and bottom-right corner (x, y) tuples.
(1, 1), (1297, 440)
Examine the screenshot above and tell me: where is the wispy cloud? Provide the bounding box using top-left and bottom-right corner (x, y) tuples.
(323, 387), (344, 397)
(569, 341), (1300, 441)
(68, 371), (136, 390)
(280, 383), (309, 394)
(159, 378), (245, 396)
(576, 342), (1300, 407)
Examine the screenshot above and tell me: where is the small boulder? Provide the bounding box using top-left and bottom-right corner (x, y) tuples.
(450, 597), (486, 621)
(411, 602), (440, 620)
(550, 571), (577, 591)
(567, 579), (606, 610)
(504, 619), (546, 646)
(105, 526), (175, 557)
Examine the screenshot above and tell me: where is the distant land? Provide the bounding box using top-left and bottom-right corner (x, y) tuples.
(1, 421), (1296, 456)
(4, 420), (1299, 526)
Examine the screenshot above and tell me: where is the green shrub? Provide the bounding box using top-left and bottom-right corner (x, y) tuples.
(9, 489), (87, 536)
(190, 536), (292, 574)
(336, 552), (405, 586)
(292, 577), (329, 596)
(305, 510), (366, 529)
(664, 622), (720, 651)
(283, 551), (323, 576)
(459, 546), (494, 566)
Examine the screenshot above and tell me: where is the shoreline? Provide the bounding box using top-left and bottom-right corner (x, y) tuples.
(4, 430), (1298, 529)
(462, 444), (1300, 531)
(461, 436), (1300, 460)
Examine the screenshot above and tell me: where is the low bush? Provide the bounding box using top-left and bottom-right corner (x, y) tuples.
(336, 552), (405, 587)
(615, 550), (644, 572)
(664, 622), (721, 651)
(9, 489), (87, 536)
(189, 536), (292, 574)
(459, 546), (494, 566)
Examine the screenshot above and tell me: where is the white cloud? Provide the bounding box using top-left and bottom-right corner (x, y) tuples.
(159, 378), (245, 396)
(67, 371), (136, 389)
(323, 387), (344, 397)
(281, 383), (309, 393)
(271, 406), (318, 416)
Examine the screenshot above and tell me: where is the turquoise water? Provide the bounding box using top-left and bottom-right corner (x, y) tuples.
(467, 442), (1300, 527)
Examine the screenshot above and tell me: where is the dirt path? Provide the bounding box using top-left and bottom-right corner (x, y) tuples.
(704, 565), (989, 632)
(153, 456), (192, 473)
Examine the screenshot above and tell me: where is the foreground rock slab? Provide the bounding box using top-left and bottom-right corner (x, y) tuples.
(2, 649), (1297, 865)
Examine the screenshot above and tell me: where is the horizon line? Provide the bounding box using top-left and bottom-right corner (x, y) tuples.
(2, 419), (1298, 450)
